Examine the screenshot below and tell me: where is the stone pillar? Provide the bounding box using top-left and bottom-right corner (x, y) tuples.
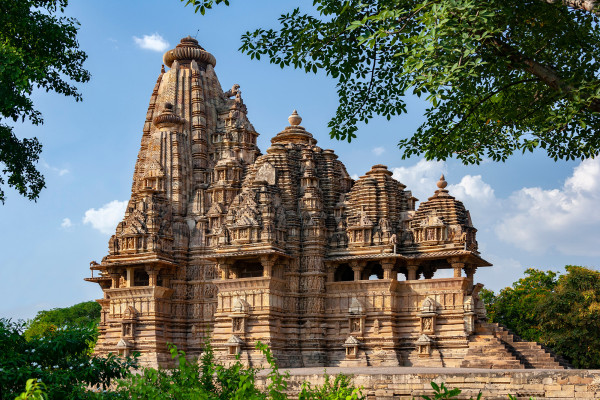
(465, 265), (477, 286)
(110, 273), (121, 289)
(326, 263), (336, 282)
(350, 261), (364, 281)
(218, 261), (231, 280)
(261, 256), (275, 278)
(382, 259), (395, 280)
(126, 267), (134, 287)
(146, 267), (159, 286)
(423, 266), (435, 280)
(407, 264), (419, 281)
(452, 262), (464, 278)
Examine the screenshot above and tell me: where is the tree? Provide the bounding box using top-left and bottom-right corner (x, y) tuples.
(0, 319), (136, 400)
(482, 266), (600, 369)
(0, 0), (90, 203)
(480, 268), (557, 343)
(183, 0), (600, 164)
(538, 265), (600, 369)
(24, 301), (101, 341)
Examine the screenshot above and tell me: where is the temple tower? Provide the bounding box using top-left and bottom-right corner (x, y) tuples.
(86, 37), (259, 365)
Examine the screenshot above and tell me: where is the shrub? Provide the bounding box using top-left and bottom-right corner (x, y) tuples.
(0, 319), (136, 400)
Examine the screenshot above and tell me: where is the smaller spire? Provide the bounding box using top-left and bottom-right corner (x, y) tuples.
(437, 174), (448, 189)
(288, 110), (302, 126)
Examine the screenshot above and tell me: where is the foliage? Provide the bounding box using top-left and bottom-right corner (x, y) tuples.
(183, 0), (600, 164)
(24, 301), (101, 341)
(298, 373), (363, 400)
(117, 341), (269, 399)
(0, 0), (90, 203)
(0, 319), (136, 400)
(421, 381), (478, 400)
(482, 265), (600, 368)
(116, 340), (365, 400)
(537, 266), (600, 368)
(481, 268), (557, 343)
(14, 379), (47, 400)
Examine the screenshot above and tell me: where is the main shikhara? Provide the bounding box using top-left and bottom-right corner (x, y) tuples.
(86, 37), (565, 369)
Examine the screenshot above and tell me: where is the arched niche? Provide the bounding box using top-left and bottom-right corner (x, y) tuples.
(334, 263), (353, 282)
(134, 269), (149, 286)
(362, 262), (383, 280)
(232, 259), (263, 278)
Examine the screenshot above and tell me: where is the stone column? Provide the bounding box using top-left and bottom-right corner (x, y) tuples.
(451, 262), (464, 278)
(350, 261), (364, 281)
(110, 273), (121, 289)
(261, 256), (276, 278)
(382, 259), (396, 280)
(423, 266), (435, 280)
(126, 267), (134, 287)
(218, 261), (231, 280)
(465, 265), (477, 286)
(407, 264), (419, 281)
(326, 263), (336, 282)
(146, 266), (159, 286)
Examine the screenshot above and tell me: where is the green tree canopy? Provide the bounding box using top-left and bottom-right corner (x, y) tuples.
(480, 268), (558, 343)
(538, 265), (600, 369)
(24, 301), (100, 340)
(0, 0), (90, 203)
(184, 0), (600, 164)
(482, 266), (600, 369)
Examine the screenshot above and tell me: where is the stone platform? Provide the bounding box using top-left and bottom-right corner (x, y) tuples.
(256, 367), (600, 399)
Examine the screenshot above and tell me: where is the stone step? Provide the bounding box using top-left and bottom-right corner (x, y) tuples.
(480, 322), (569, 369)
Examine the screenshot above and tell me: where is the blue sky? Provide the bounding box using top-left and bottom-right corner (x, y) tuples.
(1, 0), (599, 320)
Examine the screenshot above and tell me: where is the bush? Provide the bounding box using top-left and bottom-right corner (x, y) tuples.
(114, 340), (364, 400)
(0, 319), (136, 400)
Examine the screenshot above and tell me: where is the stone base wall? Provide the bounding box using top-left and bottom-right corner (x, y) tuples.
(255, 368), (600, 399)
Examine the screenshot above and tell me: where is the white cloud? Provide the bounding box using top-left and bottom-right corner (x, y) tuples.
(391, 159), (446, 201)
(61, 218), (73, 229)
(372, 147), (385, 156)
(350, 173), (359, 180)
(133, 33), (169, 52)
(83, 200), (127, 235)
(448, 175), (495, 204)
(495, 158), (600, 256)
(41, 160), (69, 176)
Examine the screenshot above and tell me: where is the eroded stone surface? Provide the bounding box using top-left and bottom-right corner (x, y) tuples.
(86, 37), (563, 370)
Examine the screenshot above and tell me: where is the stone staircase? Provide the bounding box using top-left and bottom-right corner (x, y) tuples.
(460, 324), (525, 369)
(461, 322), (570, 369)
(487, 322), (571, 369)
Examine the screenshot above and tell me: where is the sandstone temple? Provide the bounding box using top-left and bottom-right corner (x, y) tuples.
(86, 37), (567, 370)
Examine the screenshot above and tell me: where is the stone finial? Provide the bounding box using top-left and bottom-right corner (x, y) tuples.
(288, 110), (302, 126)
(163, 36), (216, 68)
(437, 174), (448, 189)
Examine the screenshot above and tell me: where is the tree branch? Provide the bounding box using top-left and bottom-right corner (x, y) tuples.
(537, 0), (600, 16)
(488, 37), (600, 113)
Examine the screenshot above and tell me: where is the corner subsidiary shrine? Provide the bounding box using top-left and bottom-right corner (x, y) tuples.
(86, 37), (566, 369)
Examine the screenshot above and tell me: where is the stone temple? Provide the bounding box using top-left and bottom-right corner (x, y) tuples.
(86, 37), (566, 369)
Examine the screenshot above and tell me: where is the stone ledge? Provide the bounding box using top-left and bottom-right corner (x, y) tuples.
(255, 368), (600, 398)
